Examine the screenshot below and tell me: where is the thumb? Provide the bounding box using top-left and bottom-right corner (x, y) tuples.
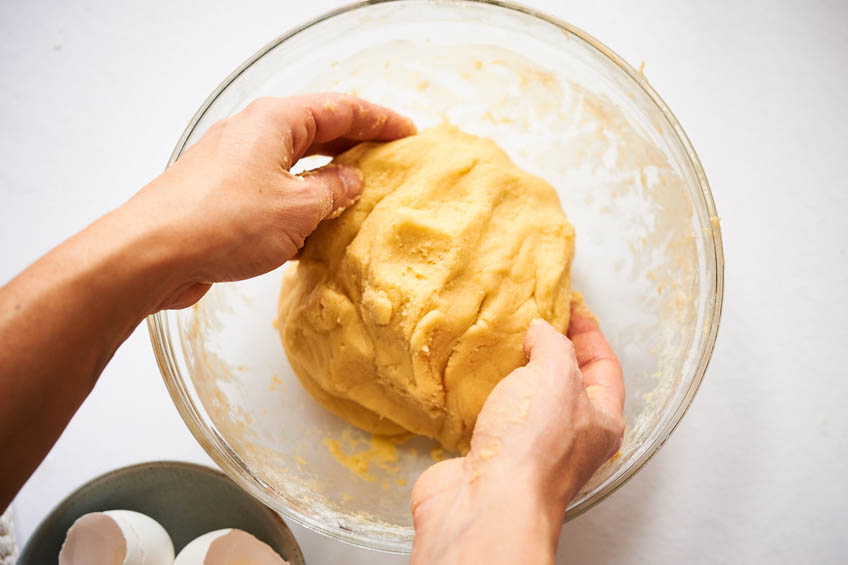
(298, 163), (363, 221)
(523, 319), (578, 380)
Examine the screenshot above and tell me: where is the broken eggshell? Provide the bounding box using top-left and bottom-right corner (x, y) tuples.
(174, 528), (289, 564)
(58, 509), (174, 565)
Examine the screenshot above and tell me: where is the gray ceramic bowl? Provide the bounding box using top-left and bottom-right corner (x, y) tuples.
(18, 460), (305, 564)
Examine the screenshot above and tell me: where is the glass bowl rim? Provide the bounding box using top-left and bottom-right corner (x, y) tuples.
(147, 0), (725, 554)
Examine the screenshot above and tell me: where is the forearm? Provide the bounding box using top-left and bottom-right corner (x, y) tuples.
(0, 205), (181, 507)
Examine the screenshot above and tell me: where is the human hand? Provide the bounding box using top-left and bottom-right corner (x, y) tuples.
(116, 93), (416, 310)
(410, 298), (625, 564)
(0, 92), (414, 508)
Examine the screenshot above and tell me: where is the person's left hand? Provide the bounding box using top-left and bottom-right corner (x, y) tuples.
(0, 92), (416, 509)
(116, 93), (416, 310)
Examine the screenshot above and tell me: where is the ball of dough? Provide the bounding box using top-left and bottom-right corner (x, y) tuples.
(277, 124), (574, 453)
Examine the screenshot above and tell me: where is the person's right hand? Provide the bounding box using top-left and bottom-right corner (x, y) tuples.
(410, 299), (625, 564)
(115, 93), (416, 311)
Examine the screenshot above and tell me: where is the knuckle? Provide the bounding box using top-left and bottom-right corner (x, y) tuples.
(207, 117), (228, 133)
(599, 410), (623, 435)
(290, 118), (313, 157)
(286, 230), (307, 251)
(245, 96), (275, 115)
(604, 415), (625, 450)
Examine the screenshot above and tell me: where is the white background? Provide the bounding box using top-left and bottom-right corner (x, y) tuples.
(2, 0), (847, 562)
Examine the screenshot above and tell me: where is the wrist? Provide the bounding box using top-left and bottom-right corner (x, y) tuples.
(413, 460), (564, 564)
(81, 205), (191, 317)
(467, 461), (566, 541)
(468, 437), (581, 525)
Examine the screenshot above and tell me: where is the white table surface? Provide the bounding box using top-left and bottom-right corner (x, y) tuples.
(2, 0), (847, 562)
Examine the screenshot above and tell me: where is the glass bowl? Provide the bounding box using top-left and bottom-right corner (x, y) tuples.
(148, 0), (723, 554)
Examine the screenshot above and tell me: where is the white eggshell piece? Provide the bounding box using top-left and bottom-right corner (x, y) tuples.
(104, 510), (174, 565)
(58, 510), (174, 565)
(59, 512), (126, 565)
(174, 528), (288, 564)
(174, 529), (231, 564)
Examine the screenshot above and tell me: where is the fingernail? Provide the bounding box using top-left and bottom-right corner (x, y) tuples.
(339, 165), (363, 189)
(530, 318), (546, 328)
(339, 165), (363, 197)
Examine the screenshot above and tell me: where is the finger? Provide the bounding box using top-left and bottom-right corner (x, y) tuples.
(244, 93), (416, 166)
(522, 319), (577, 380)
(298, 92), (417, 145)
(567, 295), (625, 415)
(297, 163), (363, 221)
(305, 137), (361, 157)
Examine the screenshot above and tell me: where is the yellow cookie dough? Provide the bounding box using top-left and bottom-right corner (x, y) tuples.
(277, 124), (575, 453)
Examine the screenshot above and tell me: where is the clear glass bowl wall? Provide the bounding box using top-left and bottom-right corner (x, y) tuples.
(148, 0), (723, 554)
